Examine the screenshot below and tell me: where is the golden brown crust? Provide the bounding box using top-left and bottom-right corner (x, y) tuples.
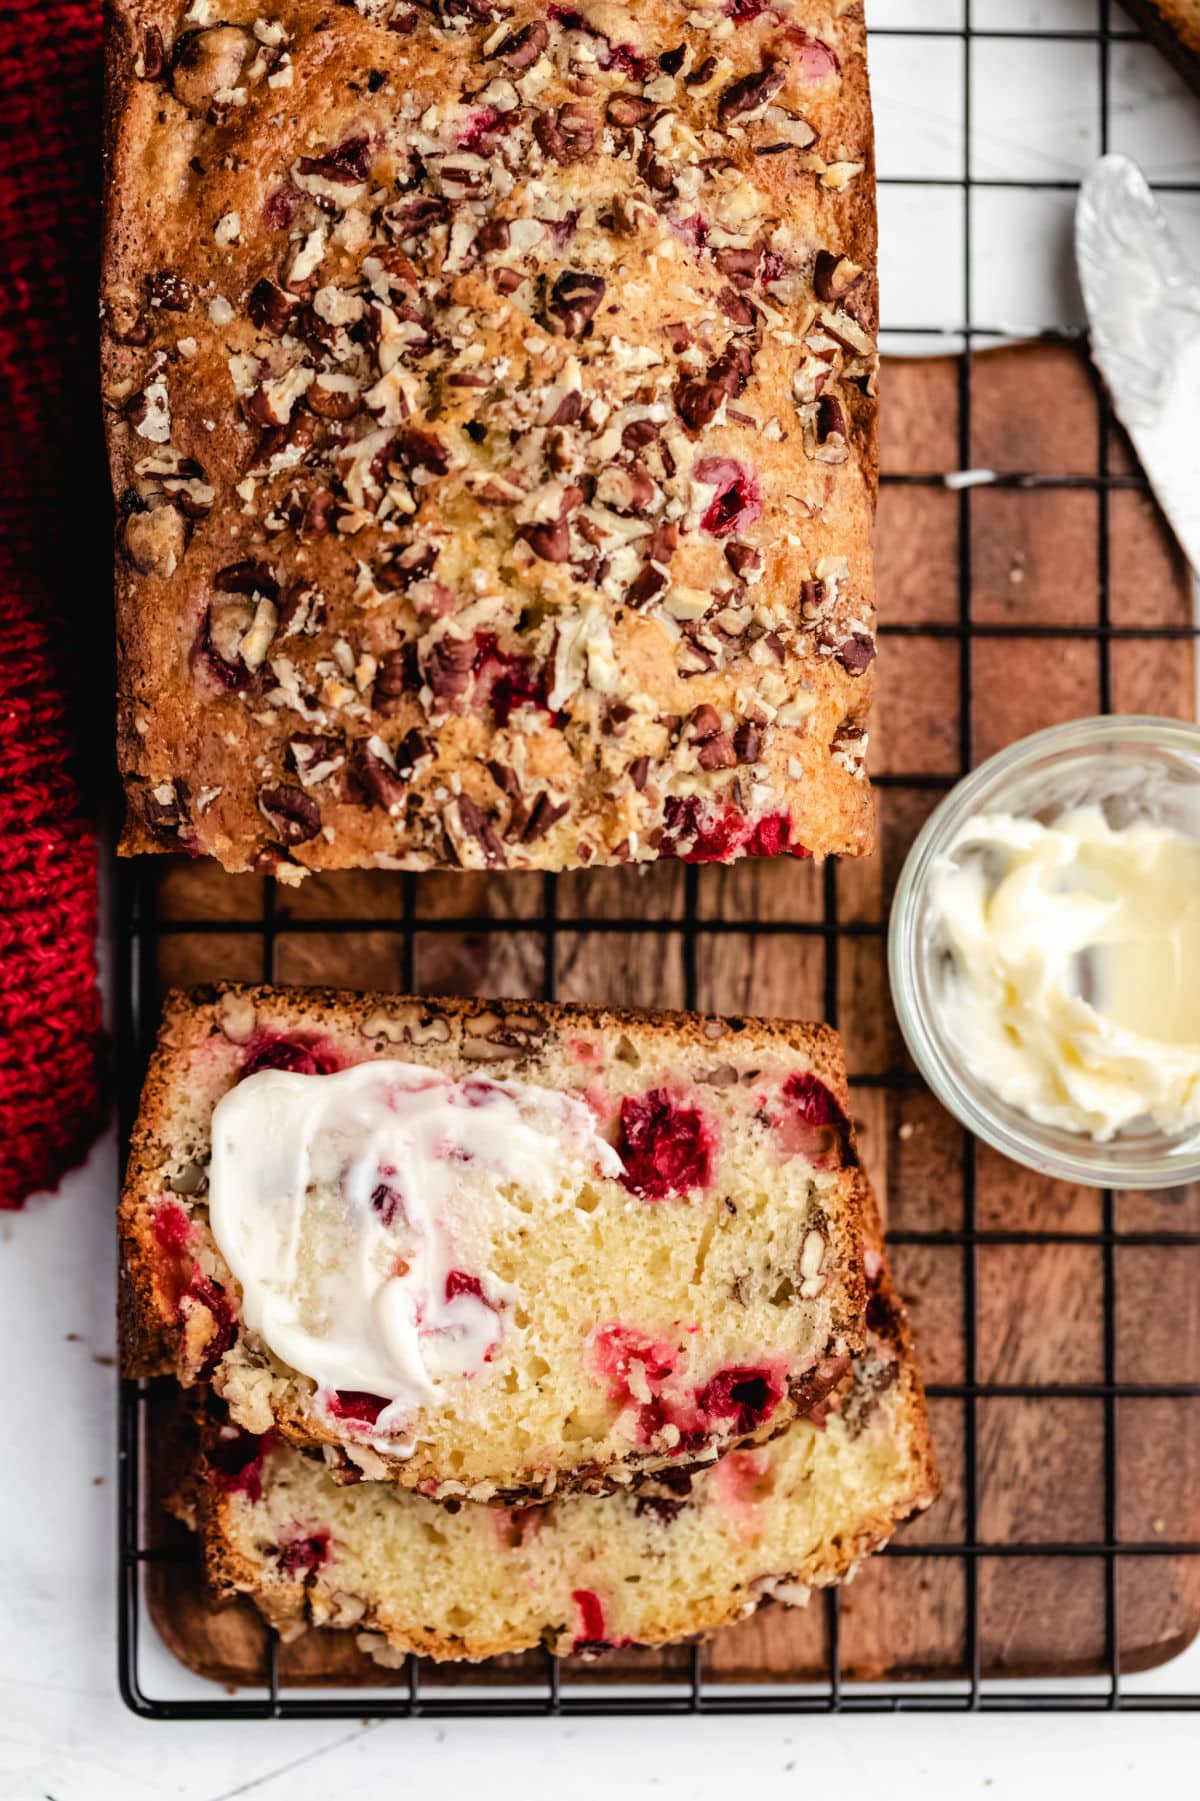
(120, 981), (868, 1498)
(190, 1249), (936, 1663)
(103, 0), (877, 879)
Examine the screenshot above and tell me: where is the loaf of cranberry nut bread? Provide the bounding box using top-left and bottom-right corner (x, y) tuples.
(180, 1253), (934, 1662)
(102, 0), (878, 879)
(121, 984), (868, 1501)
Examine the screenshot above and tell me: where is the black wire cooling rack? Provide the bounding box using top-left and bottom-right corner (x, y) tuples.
(117, 0), (1200, 1717)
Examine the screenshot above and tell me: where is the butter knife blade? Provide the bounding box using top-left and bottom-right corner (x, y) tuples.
(1076, 153), (1200, 580)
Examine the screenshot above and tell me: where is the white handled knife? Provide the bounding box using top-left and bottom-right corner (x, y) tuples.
(1077, 153), (1200, 583)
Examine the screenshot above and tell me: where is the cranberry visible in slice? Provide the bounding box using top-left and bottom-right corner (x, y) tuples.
(296, 135), (372, 185)
(240, 1034), (343, 1079)
(774, 1071), (851, 1162)
(445, 1269), (486, 1304)
(569, 1587), (631, 1655)
(784, 30), (841, 80)
(695, 457), (763, 538)
(262, 184), (301, 230)
(209, 1427), (273, 1502)
(152, 1199), (192, 1253)
(660, 799), (743, 863)
(617, 1090), (714, 1199)
(472, 632), (552, 726)
(456, 105), (505, 151)
(326, 1390), (388, 1424)
(275, 1526), (331, 1576)
(745, 812), (804, 860)
(590, 1325), (706, 1448)
(371, 1179), (406, 1229)
(698, 1363), (787, 1434)
(181, 1271), (238, 1379)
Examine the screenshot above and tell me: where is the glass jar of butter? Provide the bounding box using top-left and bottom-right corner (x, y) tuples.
(889, 716), (1200, 1189)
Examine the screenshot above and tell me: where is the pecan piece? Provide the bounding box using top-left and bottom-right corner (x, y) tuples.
(714, 247), (761, 285)
(288, 734), (344, 788)
(214, 560), (278, 600)
(698, 734), (736, 771)
(734, 721), (762, 764)
(307, 372), (360, 419)
(517, 792), (570, 843)
(145, 778), (190, 840)
(725, 542), (762, 579)
(674, 379), (725, 432)
(148, 273), (193, 313)
(140, 26), (166, 81)
(373, 647), (412, 709)
(490, 19), (549, 68)
(357, 742), (408, 815)
(836, 634), (876, 676)
(718, 64), (784, 125)
(689, 704), (722, 743)
(451, 794), (505, 865)
(390, 429), (449, 476)
(123, 505), (187, 578)
(518, 517), (571, 563)
(607, 92), (654, 127)
(799, 579), (828, 620)
(423, 634), (475, 707)
(248, 278), (297, 336)
(547, 271), (606, 339)
(815, 393), (849, 462)
(626, 561), (667, 606)
(718, 285), (757, 329)
(171, 25), (253, 113)
(813, 250), (864, 304)
(300, 489), (336, 536)
(376, 543), (437, 592)
(259, 784), (321, 845)
(394, 728), (432, 776)
(534, 103), (597, 164)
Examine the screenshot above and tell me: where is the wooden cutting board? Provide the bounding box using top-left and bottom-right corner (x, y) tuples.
(134, 343), (1200, 1691)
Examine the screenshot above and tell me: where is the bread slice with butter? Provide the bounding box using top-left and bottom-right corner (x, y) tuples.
(123, 984), (869, 1503)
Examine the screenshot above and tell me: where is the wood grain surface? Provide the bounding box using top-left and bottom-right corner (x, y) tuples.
(136, 346), (1200, 1691)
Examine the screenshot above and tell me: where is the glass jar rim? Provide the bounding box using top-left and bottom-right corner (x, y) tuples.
(887, 716), (1200, 1190)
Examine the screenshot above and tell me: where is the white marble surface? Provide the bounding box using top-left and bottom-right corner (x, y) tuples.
(5, 1142), (1199, 1798)
(5, 4), (1200, 1793)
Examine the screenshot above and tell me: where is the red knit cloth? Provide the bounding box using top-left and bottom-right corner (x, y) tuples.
(0, 0), (106, 1207)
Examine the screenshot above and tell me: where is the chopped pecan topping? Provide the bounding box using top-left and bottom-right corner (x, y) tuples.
(836, 634), (876, 676)
(110, 0), (873, 875)
(718, 63), (785, 125)
(490, 19), (549, 67)
(170, 26), (253, 114)
(259, 784), (321, 845)
(288, 734), (344, 788)
(814, 250), (865, 304)
(248, 279), (297, 335)
(534, 103), (598, 164)
(139, 26), (166, 82)
(725, 542), (762, 579)
(423, 634), (475, 707)
(607, 92), (655, 127)
(734, 722), (763, 764)
(148, 273), (193, 313)
(357, 741), (408, 815)
(547, 271), (606, 339)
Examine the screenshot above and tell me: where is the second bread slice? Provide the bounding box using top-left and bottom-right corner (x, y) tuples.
(122, 985), (867, 1502)
(178, 1254), (935, 1664)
